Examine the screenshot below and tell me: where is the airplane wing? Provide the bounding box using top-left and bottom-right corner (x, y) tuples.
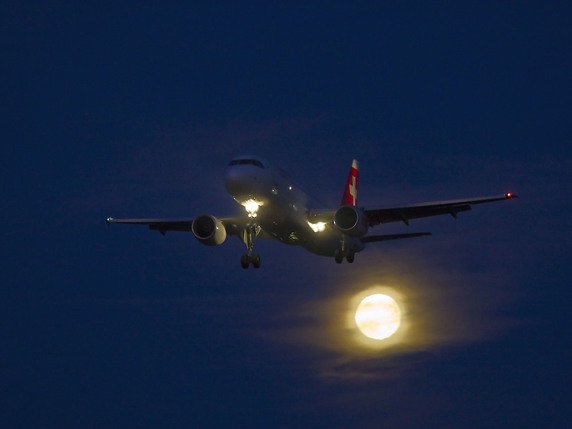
(307, 193), (516, 226)
(365, 193), (516, 226)
(106, 217), (247, 236)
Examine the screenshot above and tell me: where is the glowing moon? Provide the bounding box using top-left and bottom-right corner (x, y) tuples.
(355, 294), (401, 340)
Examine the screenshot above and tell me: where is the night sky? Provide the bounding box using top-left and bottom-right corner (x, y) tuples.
(3, 2), (572, 427)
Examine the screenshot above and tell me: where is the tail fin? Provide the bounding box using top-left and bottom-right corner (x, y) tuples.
(341, 159), (359, 206)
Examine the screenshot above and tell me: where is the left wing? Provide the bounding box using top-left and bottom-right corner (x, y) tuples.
(106, 217), (247, 236)
(107, 217), (194, 234)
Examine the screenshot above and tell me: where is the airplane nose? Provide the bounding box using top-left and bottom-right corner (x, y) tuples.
(224, 167), (236, 191)
(224, 165), (266, 202)
(224, 166), (248, 198)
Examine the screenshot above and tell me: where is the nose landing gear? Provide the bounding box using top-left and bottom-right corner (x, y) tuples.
(240, 224), (262, 269)
(241, 252), (261, 269)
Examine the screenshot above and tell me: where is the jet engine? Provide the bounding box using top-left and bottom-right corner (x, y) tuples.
(334, 206), (369, 237)
(191, 215), (227, 245)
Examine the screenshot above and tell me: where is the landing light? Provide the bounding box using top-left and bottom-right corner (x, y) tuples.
(307, 221), (326, 232)
(242, 199), (261, 218)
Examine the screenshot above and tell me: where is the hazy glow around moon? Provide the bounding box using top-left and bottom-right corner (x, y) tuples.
(355, 294), (401, 340)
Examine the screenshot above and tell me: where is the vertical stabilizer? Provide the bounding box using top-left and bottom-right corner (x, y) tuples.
(341, 159), (359, 206)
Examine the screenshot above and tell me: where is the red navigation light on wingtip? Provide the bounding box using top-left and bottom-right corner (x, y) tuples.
(505, 192), (514, 198)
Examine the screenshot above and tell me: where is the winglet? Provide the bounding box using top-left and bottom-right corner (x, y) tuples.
(341, 159), (359, 206)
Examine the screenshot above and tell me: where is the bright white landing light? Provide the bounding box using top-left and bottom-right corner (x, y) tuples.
(355, 294), (401, 340)
(242, 199), (261, 218)
(307, 221), (326, 232)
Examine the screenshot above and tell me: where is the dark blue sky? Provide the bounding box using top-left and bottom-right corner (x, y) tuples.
(2, 2), (571, 427)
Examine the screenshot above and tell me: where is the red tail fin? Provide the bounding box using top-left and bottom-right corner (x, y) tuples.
(341, 159), (359, 206)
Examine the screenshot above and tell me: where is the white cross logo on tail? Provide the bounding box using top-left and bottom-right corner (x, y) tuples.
(349, 176), (357, 205)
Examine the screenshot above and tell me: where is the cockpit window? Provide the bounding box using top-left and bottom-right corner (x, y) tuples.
(228, 159), (265, 168)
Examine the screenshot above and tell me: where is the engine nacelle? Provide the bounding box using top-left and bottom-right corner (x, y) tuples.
(334, 206), (369, 237)
(191, 215), (227, 246)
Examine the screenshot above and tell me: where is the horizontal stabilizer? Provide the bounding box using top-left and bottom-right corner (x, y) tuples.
(362, 232), (432, 243)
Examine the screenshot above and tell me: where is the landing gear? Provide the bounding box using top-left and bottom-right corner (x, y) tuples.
(334, 250), (344, 264)
(334, 251), (355, 264)
(334, 239), (356, 264)
(241, 252), (261, 269)
(241, 254), (250, 269)
(240, 224), (262, 269)
(251, 253), (261, 269)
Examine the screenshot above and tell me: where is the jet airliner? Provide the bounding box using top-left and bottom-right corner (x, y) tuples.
(107, 156), (517, 268)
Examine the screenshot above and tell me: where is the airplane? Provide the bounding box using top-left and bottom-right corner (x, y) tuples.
(107, 156), (517, 269)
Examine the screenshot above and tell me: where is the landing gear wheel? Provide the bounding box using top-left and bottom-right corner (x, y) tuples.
(240, 254), (249, 269)
(240, 224), (262, 269)
(334, 251), (343, 264)
(252, 254), (261, 269)
(346, 253), (355, 263)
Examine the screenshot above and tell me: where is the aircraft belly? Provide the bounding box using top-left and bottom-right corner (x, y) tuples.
(259, 214), (305, 245)
(257, 193), (308, 245)
(303, 233), (341, 256)
(260, 217), (345, 256)
(249, 175), (364, 257)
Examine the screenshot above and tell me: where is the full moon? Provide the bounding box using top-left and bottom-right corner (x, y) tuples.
(355, 294), (401, 340)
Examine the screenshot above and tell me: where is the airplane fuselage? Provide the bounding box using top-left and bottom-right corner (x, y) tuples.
(224, 157), (362, 256)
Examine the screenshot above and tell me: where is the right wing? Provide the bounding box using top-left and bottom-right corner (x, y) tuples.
(365, 193), (517, 226)
(306, 193), (516, 226)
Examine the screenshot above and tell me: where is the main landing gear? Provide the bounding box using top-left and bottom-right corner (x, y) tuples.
(241, 224), (261, 269)
(334, 237), (355, 264)
(334, 249), (355, 264)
